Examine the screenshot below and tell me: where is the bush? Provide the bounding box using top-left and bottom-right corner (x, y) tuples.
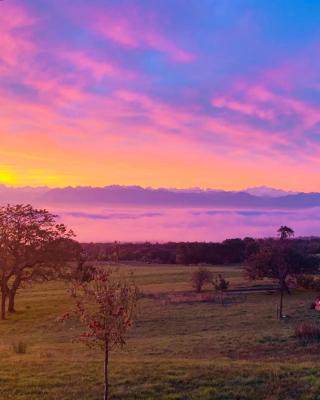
(12, 341), (27, 354)
(297, 275), (320, 292)
(74, 261), (96, 282)
(294, 322), (320, 342)
(213, 274), (230, 305)
(191, 267), (213, 293)
(213, 274), (230, 292)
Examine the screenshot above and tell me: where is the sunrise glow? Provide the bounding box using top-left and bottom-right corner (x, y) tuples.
(1, 0), (320, 191)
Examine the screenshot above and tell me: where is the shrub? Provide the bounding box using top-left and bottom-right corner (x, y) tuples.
(73, 260), (96, 282)
(213, 274), (230, 305)
(191, 267), (213, 293)
(297, 275), (320, 291)
(213, 274), (230, 292)
(12, 341), (27, 354)
(294, 322), (320, 342)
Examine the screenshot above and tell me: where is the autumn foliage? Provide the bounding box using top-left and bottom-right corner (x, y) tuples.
(61, 267), (138, 400)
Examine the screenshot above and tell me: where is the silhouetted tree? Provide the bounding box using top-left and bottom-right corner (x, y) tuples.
(278, 226), (295, 240)
(0, 204), (79, 319)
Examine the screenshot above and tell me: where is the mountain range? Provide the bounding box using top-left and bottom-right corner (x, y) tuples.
(0, 184), (319, 209)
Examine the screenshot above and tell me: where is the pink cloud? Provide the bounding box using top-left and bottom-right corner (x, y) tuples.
(60, 50), (137, 81)
(212, 96), (275, 120)
(114, 89), (294, 154)
(91, 10), (195, 63)
(248, 86), (320, 129)
(212, 82), (320, 132)
(0, 2), (37, 72)
(263, 43), (320, 91)
(0, 3), (290, 161)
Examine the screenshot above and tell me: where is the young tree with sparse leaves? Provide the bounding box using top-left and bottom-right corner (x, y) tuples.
(213, 274), (229, 305)
(0, 204), (80, 320)
(61, 267), (138, 400)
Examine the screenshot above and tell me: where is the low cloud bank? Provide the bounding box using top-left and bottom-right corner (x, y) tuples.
(55, 206), (320, 242)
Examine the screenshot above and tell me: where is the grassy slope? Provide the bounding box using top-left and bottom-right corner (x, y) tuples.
(0, 265), (320, 400)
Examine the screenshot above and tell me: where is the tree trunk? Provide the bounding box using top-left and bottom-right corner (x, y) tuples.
(104, 340), (109, 400)
(8, 289), (16, 313)
(8, 277), (21, 314)
(283, 281), (291, 295)
(1, 289), (6, 320)
(279, 286), (284, 319)
(221, 291), (224, 306)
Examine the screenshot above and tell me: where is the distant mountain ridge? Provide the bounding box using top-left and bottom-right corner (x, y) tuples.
(244, 186), (298, 198)
(0, 184), (318, 209)
(0, 185), (48, 203)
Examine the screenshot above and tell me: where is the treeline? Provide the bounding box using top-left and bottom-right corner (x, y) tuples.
(81, 237), (320, 265)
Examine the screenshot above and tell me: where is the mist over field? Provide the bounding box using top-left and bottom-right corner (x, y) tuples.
(55, 205), (320, 242)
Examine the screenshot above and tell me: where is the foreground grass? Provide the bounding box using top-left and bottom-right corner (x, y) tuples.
(1, 264), (320, 399)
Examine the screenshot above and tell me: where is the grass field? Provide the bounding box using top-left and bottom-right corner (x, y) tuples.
(1, 264), (320, 400)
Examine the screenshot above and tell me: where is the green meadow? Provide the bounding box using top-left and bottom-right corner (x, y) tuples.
(1, 264), (320, 400)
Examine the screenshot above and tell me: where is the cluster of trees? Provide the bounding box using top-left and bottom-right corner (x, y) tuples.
(82, 236), (320, 266)
(82, 238), (254, 265)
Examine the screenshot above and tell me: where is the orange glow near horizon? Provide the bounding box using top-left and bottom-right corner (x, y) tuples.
(1, 148), (319, 192)
(1, 1), (320, 193)
(0, 169), (17, 186)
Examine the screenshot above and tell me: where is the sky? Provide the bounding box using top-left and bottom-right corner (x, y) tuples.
(1, 0), (320, 191)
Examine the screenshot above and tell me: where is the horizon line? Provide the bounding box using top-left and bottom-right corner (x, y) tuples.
(0, 183), (306, 193)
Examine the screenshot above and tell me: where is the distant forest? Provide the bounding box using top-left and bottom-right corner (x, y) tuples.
(82, 237), (320, 265)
